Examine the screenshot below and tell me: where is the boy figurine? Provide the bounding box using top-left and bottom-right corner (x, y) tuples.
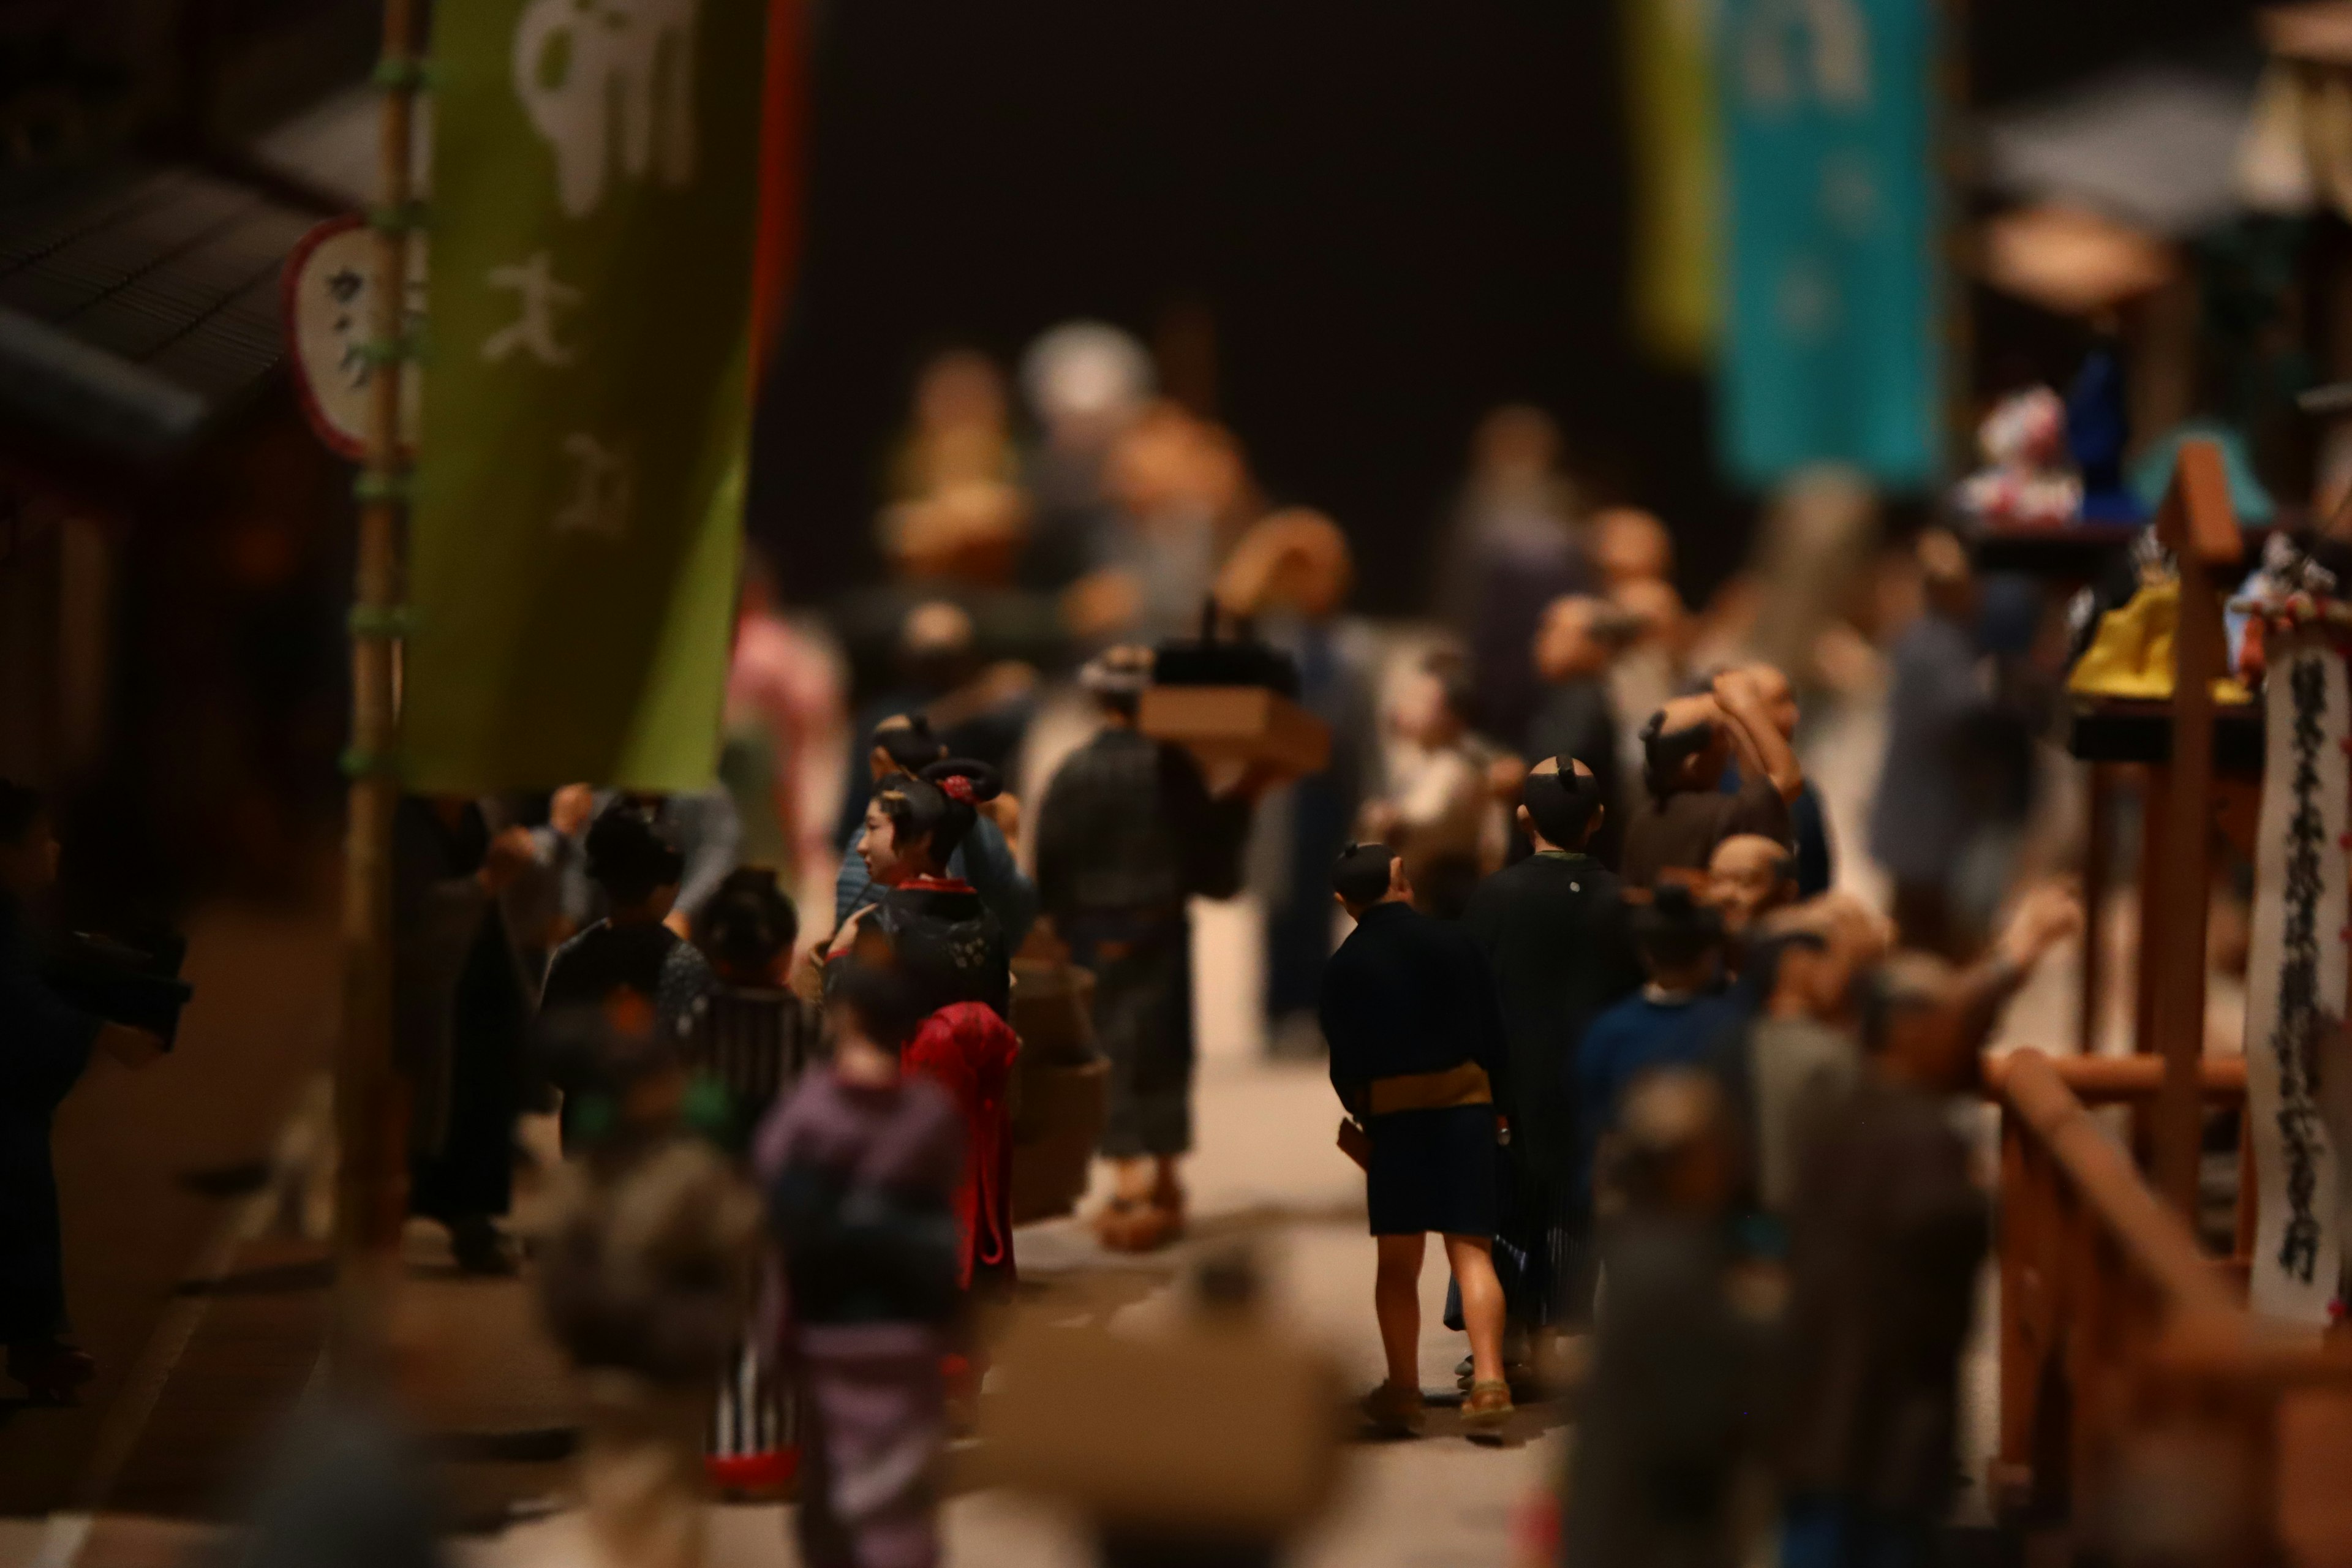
(757, 945), (962, 1568)
(1462, 759), (1644, 1333)
(1564, 1069), (1766, 1568)
(1777, 884), (2081, 1568)
(0, 780), (165, 1402)
(1319, 843), (1516, 1436)
(1572, 886), (1741, 1238)
(1621, 668), (1802, 891)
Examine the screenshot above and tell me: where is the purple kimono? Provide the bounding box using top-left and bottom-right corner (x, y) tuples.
(755, 1069), (963, 1568)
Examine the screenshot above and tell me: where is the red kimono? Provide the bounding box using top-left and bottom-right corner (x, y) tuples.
(901, 1001), (1019, 1295)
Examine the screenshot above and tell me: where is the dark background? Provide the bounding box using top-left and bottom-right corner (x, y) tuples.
(749, 0), (2263, 614)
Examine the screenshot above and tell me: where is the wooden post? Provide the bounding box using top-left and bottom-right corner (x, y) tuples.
(333, 0), (421, 1379)
(2079, 763), (2113, 1056)
(2147, 441), (2240, 1222)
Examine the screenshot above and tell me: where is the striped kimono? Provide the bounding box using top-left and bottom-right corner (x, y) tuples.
(686, 982), (818, 1487)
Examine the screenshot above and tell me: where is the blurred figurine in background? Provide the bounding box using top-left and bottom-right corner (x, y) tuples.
(1218, 508), (1382, 1056)
(835, 601), (1036, 854)
(1716, 663), (1833, 898)
(1621, 668), (1801, 892)
(1438, 405), (1589, 749)
(1955, 387), (2081, 530)
(1525, 597), (1632, 869)
(1869, 532), (1985, 957)
(1572, 886), (1740, 1246)
(546, 786), (745, 939)
(688, 868), (819, 1493)
(1776, 886), (2081, 1568)
(1035, 647), (1256, 1251)
(723, 551), (845, 884)
(1463, 760), (1644, 1338)
(1321, 843), (1517, 1436)
(889, 348), (1019, 501)
(1065, 404), (1256, 643)
(834, 715), (1036, 951)
(541, 804), (715, 1148)
(1364, 652), (1506, 920)
(1564, 1069), (1766, 1568)
(1705, 835), (1800, 956)
(537, 997), (764, 1568)
(393, 794), (538, 1275)
(758, 945), (962, 1568)
(1020, 320), (1156, 592)
(0, 780), (165, 1401)
(1592, 509), (1687, 797)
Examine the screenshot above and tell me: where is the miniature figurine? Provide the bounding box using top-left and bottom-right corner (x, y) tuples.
(1705, 834), (1799, 951)
(0, 780), (165, 1403)
(1954, 385), (2082, 530)
(1620, 667), (1801, 892)
(541, 802), (715, 1148)
(1035, 647), (1254, 1252)
(1436, 405), (1591, 749)
(1564, 1069), (1767, 1568)
(833, 718), (1036, 951)
(826, 761), (1012, 1021)
(902, 1000), (1019, 1305)
(687, 867), (821, 1493)
(1525, 597), (1632, 869)
(1776, 886), (2081, 1568)
(1320, 843), (1516, 1436)
(537, 1000), (763, 1568)
(1216, 508), (1382, 1057)
(1363, 651), (1507, 919)
(1868, 532), (1986, 957)
(756, 946), (962, 1568)
(1461, 759), (1645, 1335)
(394, 794), (538, 1273)
(1715, 663), (1833, 897)
(1572, 886), (1742, 1240)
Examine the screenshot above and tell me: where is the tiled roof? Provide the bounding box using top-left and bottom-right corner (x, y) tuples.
(0, 165), (319, 459)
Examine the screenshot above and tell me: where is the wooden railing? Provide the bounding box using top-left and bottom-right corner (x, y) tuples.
(1987, 1050), (2352, 1563)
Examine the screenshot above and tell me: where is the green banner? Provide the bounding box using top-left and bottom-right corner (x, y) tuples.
(404, 0), (765, 792)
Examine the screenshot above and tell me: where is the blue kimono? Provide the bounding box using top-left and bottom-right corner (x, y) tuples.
(0, 894), (100, 1346)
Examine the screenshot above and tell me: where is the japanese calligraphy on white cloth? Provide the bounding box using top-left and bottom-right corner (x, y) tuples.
(513, 0), (701, 219)
(2245, 628), (2352, 1323)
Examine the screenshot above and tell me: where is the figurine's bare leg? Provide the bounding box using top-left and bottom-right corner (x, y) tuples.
(1441, 1235), (1505, 1389)
(1373, 1234), (1427, 1392)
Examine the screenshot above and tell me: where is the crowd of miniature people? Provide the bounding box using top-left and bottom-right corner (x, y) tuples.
(0, 320), (2097, 1568)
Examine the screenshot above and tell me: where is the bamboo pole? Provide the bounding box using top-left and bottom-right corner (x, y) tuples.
(332, 0), (421, 1381)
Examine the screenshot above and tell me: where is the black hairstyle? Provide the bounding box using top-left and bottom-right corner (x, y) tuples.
(1630, 882), (1725, 970)
(0, 777), (42, 845)
(827, 926), (927, 1050)
(870, 758), (1002, 869)
(584, 801), (687, 907)
(694, 866), (800, 978)
(1639, 709), (1717, 799)
(1521, 760), (1605, 848)
(870, 714), (948, 775)
(1331, 842), (1399, 908)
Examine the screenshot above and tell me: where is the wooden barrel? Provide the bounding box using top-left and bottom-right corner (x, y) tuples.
(1009, 959), (1107, 1223)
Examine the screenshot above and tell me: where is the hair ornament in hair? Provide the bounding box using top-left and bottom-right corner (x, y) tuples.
(938, 774), (977, 805)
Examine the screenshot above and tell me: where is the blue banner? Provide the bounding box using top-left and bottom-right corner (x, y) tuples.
(1717, 0), (1939, 489)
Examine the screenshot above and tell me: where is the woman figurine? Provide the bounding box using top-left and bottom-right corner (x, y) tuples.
(827, 760), (1019, 1311)
(828, 760), (1012, 1020)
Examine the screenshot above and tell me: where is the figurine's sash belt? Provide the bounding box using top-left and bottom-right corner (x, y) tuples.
(1366, 1063), (1492, 1117)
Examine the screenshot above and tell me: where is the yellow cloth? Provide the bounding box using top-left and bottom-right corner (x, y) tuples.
(2065, 577), (2252, 704)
